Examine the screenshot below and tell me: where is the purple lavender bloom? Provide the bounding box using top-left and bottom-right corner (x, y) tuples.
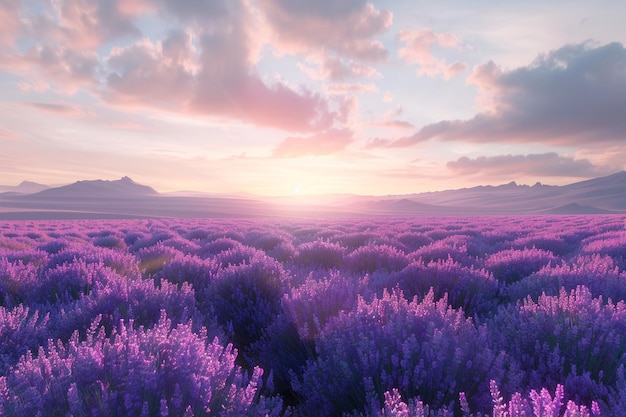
(0, 312), (282, 416)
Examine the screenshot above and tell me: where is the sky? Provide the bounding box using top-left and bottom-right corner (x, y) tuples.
(1, 0), (626, 196)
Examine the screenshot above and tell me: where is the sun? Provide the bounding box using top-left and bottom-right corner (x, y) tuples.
(292, 185), (302, 195)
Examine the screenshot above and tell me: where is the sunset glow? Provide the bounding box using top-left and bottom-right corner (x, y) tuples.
(1, 1), (625, 195)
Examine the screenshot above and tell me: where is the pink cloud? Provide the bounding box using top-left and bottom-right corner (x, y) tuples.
(366, 121), (457, 149)
(333, 95), (359, 125)
(109, 122), (146, 131)
(24, 0), (141, 50)
(258, 0), (392, 61)
(103, 6), (338, 132)
(447, 153), (613, 178)
(105, 36), (197, 110)
(365, 137), (392, 149)
(5, 1), (355, 132)
(398, 28), (467, 79)
(2, 0), (216, 94)
(0, 44), (101, 93)
(0, 0), (115, 93)
(365, 105), (415, 133)
(26, 45), (100, 92)
(0, 0), (168, 97)
(273, 128), (354, 157)
(193, 76), (335, 131)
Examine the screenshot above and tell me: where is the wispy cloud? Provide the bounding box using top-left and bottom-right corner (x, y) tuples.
(447, 152), (614, 178)
(0, 125), (21, 142)
(298, 55), (381, 81)
(325, 83), (377, 95)
(273, 128), (354, 157)
(24, 102), (88, 117)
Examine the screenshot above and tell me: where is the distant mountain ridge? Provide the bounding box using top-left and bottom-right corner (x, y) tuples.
(353, 171), (626, 215)
(0, 181), (49, 195)
(0, 172), (625, 218)
(30, 176), (158, 198)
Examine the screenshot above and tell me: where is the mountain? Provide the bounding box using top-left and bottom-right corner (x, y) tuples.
(0, 172), (625, 219)
(0, 177), (278, 219)
(559, 171), (626, 209)
(540, 203), (615, 215)
(0, 181), (49, 195)
(30, 176), (158, 198)
(379, 171), (626, 214)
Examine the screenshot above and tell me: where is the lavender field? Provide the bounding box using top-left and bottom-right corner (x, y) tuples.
(1, 216), (626, 416)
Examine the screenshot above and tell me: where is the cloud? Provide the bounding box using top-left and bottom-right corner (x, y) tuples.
(109, 122), (146, 131)
(102, 2), (337, 132)
(298, 55), (380, 81)
(0, 0), (20, 48)
(152, 0), (231, 23)
(334, 96), (359, 125)
(38, 0), (141, 49)
(258, 0), (392, 61)
(447, 152), (613, 178)
(24, 102), (87, 117)
(365, 125), (443, 149)
(0, 0), (131, 92)
(17, 80), (50, 92)
(273, 128), (354, 157)
(325, 83), (377, 95)
(0, 44), (100, 93)
(3, 1), (340, 131)
(365, 107), (415, 134)
(369, 120), (415, 130)
(0, 125), (21, 142)
(365, 137), (392, 149)
(397, 28), (467, 79)
(105, 35), (198, 109)
(385, 42), (626, 148)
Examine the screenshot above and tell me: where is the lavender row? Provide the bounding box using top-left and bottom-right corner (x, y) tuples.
(1, 215), (625, 416)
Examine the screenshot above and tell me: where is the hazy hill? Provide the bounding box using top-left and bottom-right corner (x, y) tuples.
(0, 181), (49, 195)
(357, 171), (626, 214)
(29, 176), (158, 198)
(0, 177), (277, 219)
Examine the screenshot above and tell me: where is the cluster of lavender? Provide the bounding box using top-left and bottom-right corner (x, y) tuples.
(1, 215), (625, 416)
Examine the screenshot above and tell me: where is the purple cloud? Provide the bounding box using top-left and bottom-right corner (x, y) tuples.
(377, 42), (626, 147)
(258, 0), (392, 61)
(447, 152), (613, 178)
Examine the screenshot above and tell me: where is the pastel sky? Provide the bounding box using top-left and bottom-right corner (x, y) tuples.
(1, 0), (626, 196)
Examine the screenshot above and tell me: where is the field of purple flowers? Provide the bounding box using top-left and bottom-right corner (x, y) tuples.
(1, 215), (626, 416)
